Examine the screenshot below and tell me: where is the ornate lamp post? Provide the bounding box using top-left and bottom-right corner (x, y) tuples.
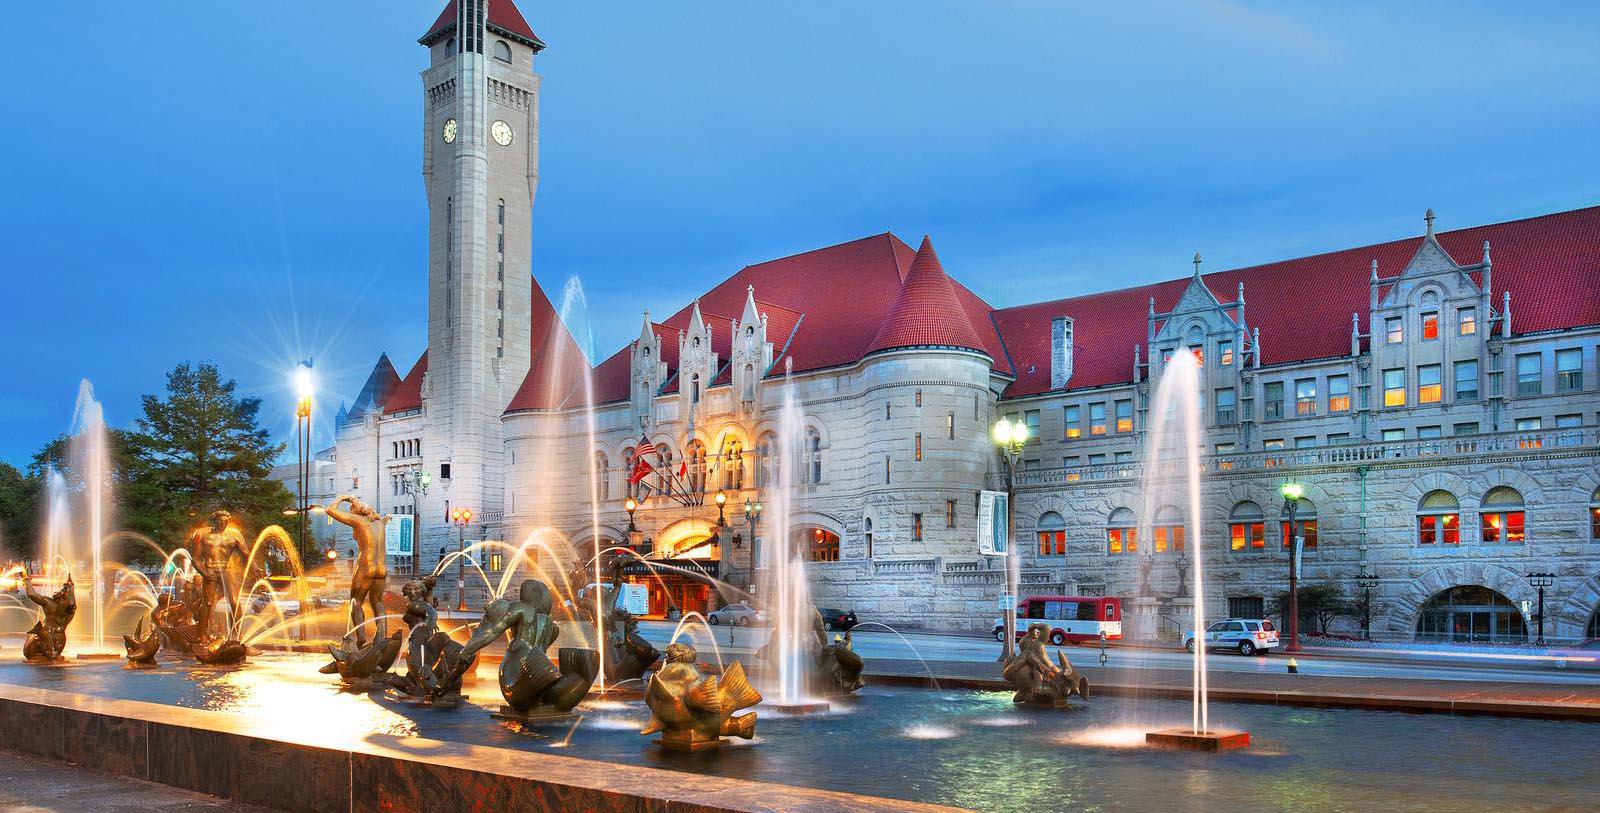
(1279, 481), (1304, 653)
(292, 361), (314, 563)
(450, 505), (472, 611)
(408, 469), (431, 575)
(715, 490), (728, 527)
(624, 497), (639, 534)
(742, 497), (763, 591)
(1526, 572), (1555, 645)
(992, 416), (1029, 663)
(1353, 571), (1379, 641)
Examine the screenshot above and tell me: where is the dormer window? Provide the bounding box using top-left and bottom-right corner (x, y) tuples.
(493, 40), (512, 63)
(745, 325), (754, 337)
(1386, 317), (1403, 344)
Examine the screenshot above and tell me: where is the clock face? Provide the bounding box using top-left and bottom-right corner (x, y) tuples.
(491, 120), (514, 146)
(442, 118), (458, 144)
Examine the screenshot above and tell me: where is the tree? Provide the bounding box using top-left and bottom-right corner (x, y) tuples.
(0, 462), (37, 557)
(1272, 582), (1350, 635)
(25, 430), (142, 562)
(126, 362), (293, 553)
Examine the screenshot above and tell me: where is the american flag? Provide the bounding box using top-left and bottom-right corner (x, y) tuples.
(630, 437), (657, 463)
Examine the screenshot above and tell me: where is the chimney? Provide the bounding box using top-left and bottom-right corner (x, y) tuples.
(1051, 317), (1074, 390)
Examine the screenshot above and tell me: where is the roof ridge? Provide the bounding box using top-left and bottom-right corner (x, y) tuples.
(739, 231), (900, 271)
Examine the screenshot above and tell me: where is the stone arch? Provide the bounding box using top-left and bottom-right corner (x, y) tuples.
(1215, 481), (1276, 529)
(1390, 562), (1536, 638)
(789, 510), (847, 544)
(1402, 470), (1475, 507)
(1468, 467), (1543, 509)
(1554, 574), (1600, 640)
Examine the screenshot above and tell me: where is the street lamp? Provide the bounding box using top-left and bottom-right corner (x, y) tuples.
(450, 505), (473, 611)
(742, 497), (763, 590)
(624, 497), (639, 534)
(992, 416), (1029, 663)
(715, 490), (728, 527)
(1353, 571), (1379, 641)
(1527, 572), (1555, 645)
(292, 360), (315, 565)
(1279, 481), (1305, 653)
(408, 469), (432, 575)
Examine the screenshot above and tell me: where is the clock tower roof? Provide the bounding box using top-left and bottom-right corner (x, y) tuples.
(420, 0), (545, 52)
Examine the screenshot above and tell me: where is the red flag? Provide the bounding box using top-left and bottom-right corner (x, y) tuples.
(628, 457), (654, 485)
(677, 461), (687, 479)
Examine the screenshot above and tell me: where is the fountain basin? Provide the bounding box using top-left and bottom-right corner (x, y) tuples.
(763, 700), (831, 715)
(1145, 727), (1250, 751)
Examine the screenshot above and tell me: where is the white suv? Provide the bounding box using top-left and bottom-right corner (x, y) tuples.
(1183, 618), (1278, 656)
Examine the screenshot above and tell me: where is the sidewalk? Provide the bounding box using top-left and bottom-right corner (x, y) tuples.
(0, 748), (279, 812)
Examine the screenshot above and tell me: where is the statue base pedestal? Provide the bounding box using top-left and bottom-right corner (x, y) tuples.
(76, 653), (122, 661)
(761, 701), (830, 715)
(1168, 597), (1195, 638)
(123, 661), (161, 670)
(656, 730), (724, 752)
(1146, 728), (1250, 752)
(492, 707), (578, 726)
(1127, 596), (1161, 641)
(390, 692), (464, 709)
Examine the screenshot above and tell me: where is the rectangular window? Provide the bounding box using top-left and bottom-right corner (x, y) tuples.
(1555, 413), (1581, 428)
(947, 412), (955, 440)
(1381, 428), (1404, 441)
(1453, 422), (1479, 436)
(1219, 340), (1234, 366)
(1114, 450), (1132, 463)
(1088, 453), (1107, 465)
(1556, 348), (1582, 391)
(1024, 409), (1041, 440)
(946, 500), (957, 529)
(1023, 458), (1040, 471)
(1481, 510), (1524, 545)
(1281, 520), (1318, 550)
(1228, 597), (1265, 619)
(1327, 375), (1350, 413)
(1037, 529), (1065, 556)
(1295, 378), (1317, 415)
(1515, 417), (1541, 431)
(1264, 438), (1285, 450)
(1114, 400), (1133, 433)
(915, 389), (923, 408)
(1417, 425), (1442, 439)
(1421, 311), (1439, 341)
(1383, 368), (1405, 407)
(1089, 403), (1107, 435)
(912, 513), (923, 541)
(1454, 360), (1479, 400)
(1264, 381), (1284, 419)
(1064, 405), (1081, 439)
(1327, 433), (1350, 444)
(914, 433), (922, 462)
(1386, 317), (1403, 344)
(1458, 307), (1476, 336)
(884, 457), (891, 485)
(1294, 436), (1317, 448)
(1230, 522), (1265, 551)
(1215, 388), (1235, 425)
(1418, 364), (1442, 404)
(1215, 443), (1235, 454)
(885, 402), (892, 420)
(1516, 353), (1542, 395)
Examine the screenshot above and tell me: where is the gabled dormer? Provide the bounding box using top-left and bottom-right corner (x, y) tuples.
(1148, 253), (1252, 377)
(630, 310), (667, 431)
(730, 285), (773, 416)
(1370, 209), (1492, 313)
(677, 300), (719, 426)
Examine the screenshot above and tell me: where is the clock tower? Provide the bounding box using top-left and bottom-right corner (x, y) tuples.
(418, 0), (544, 542)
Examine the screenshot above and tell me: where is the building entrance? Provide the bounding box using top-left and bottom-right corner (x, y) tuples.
(1414, 585), (1527, 643)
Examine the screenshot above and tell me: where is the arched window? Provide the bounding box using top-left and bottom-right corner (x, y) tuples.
(1106, 508), (1136, 555)
(1037, 511), (1066, 556)
(686, 440), (707, 494)
(1481, 487), (1525, 544)
(742, 363), (756, 401)
(864, 517), (874, 558)
(806, 429), (822, 485)
(1415, 586), (1526, 642)
(690, 374), (701, 407)
(806, 528), (840, 562)
(1589, 486), (1599, 542)
(1153, 505), (1185, 553)
(1417, 490), (1459, 545)
(721, 439), (744, 491)
(755, 433), (775, 488)
(1280, 498), (1318, 550)
(493, 40), (512, 62)
(1229, 501), (1265, 551)
(593, 452), (609, 501)
(1186, 325), (1205, 365)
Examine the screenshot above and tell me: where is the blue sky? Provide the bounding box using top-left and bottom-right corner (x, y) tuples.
(2, 1), (1597, 465)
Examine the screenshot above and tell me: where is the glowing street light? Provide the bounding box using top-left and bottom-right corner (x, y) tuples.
(992, 416), (1029, 663)
(1280, 481), (1306, 653)
(450, 505), (473, 611)
(624, 496), (639, 533)
(715, 490), (728, 527)
(292, 359), (315, 573)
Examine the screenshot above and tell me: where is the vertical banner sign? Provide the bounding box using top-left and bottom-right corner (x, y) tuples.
(389, 515), (415, 558)
(978, 490), (1009, 556)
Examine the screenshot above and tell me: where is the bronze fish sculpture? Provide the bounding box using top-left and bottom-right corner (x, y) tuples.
(642, 643), (761, 750)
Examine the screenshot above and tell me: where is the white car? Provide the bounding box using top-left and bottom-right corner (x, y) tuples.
(707, 603), (766, 626)
(1183, 618), (1278, 656)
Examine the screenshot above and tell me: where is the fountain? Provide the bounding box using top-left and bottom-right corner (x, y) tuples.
(1003, 623), (1089, 708)
(21, 571), (76, 663)
(1139, 351), (1249, 751)
(447, 579), (599, 721)
(122, 608), (161, 667)
(641, 641), (762, 751)
(379, 574), (473, 705)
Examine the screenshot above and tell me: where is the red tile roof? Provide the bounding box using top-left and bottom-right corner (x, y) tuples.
(382, 351), (428, 414)
(867, 237), (988, 357)
(421, 0), (544, 51)
(994, 206), (1600, 397)
(505, 281), (590, 412)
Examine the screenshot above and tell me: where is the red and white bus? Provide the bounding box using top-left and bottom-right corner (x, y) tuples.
(993, 595), (1121, 645)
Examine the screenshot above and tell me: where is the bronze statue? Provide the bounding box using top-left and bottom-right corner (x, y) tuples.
(123, 610), (161, 666)
(151, 589), (247, 665)
(641, 643), (761, 751)
(380, 575), (473, 703)
(447, 579), (598, 717)
(186, 510), (250, 642)
(320, 630), (402, 686)
(192, 637), (249, 666)
(594, 559), (659, 684)
(22, 570), (75, 663)
(756, 606), (864, 696)
(317, 496), (390, 647)
(1002, 623), (1089, 707)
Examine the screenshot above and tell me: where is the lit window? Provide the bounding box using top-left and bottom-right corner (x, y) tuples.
(808, 529), (841, 562)
(1556, 348), (1582, 391)
(1480, 487), (1525, 544)
(1114, 400), (1133, 433)
(1037, 511), (1066, 556)
(1089, 403), (1107, 435)
(947, 412), (955, 440)
(1264, 381), (1284, 419)
(915, 389), (923, 408)
(1064, 405), (1081, 439)
(1421, 311), (1439, 341)
(914, 433), (922, 462)
(1458, 307), (1476, 336)
(1516, 353), (1541, 396)
(1153, 506), (1184, 553)
(1280, 500), (1317, 550)
(1295, 379), (1316, 415)
(1417, 490), (1460, 545)
(911, 514), (923, 541)
(1106, 508), (1136, 555)
(1386, 317), (1403, 344)
(1454, 360), (1479, 400)
(1418, 364), (1442, 404)
(1219, 340), (1233, 366)
(1327, 375), (1350, 413)
(1264, 438), (1285, 450)
(1589, 487), (1600, 542)
(946, 500), (957, 529)
(1383, 368), (1405, 407)
(1229, 502), (1265, 551)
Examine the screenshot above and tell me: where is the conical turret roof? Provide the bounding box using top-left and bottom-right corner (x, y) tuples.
(866, 236), (987, 356)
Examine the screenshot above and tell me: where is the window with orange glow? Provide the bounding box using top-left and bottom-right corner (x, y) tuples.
(1037, 530), (1065, 556)
(1089, 403), (1107, 435)
(1229, 523), (1265, 550)
(1281, 519), (1318, 549)
(806, 528), (841, 562)
(1421, 311), (1439, 340)
(1418, 364), (1442, 404)
(1481, 511), (1525, 544)
(1383, 368), (1405, 407)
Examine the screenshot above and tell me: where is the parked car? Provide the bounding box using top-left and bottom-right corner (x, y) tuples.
(1183, 618), (1279, 656)
(818, 608), (858, 631)
(707, 603), (765, 626)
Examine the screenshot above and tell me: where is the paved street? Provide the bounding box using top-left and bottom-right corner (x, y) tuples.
(0, 748), (276, 812)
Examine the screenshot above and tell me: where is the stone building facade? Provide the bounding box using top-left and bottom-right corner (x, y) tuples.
(331, 0), (1600, 641)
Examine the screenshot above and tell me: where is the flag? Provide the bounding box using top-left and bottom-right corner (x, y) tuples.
(628, 457), (654, 485)
(631, 436), (658, 464)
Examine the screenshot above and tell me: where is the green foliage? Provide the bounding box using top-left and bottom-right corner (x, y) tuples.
(1272, 582), (1351, 634)
(0, 462), (36, 557)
